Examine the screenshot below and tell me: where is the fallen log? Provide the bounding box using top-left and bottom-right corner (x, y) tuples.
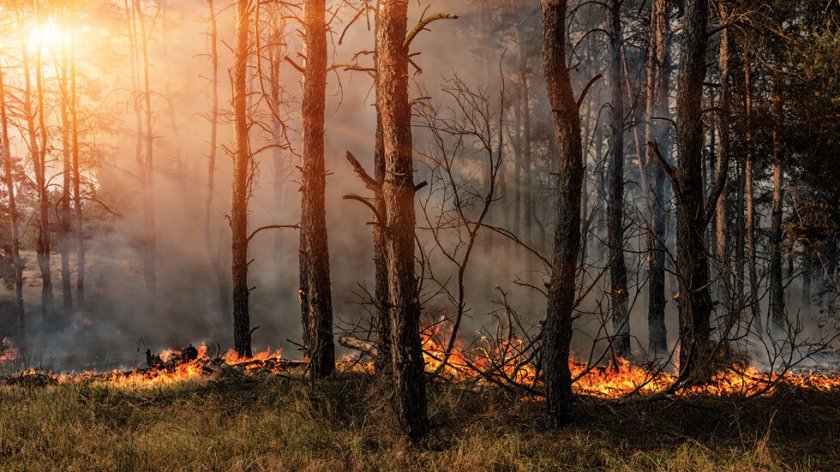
(338, 335), (379, 357)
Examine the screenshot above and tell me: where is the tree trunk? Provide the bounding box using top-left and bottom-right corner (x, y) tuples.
(744, 54), (761, 334)
(802, 244), (812, 308)
(231, 0), (252, 357)
(519, 28), (532, 250)
(23, 47), (54, 320)
(674, 0), (714, 381)
(644, 0), (671, 359)
(204, 0), (229, 319)
(541, 0), (583, 426)
(300, 0), (336, 378)
(606, 0), (630, 359)
(373, 89), (391, 373)
(60, 49), (73, 309)
(376, 0), (428, 440)
(70, 35), (85, 309)
(134, 0), (156, 306)
(769, 89), (785, 336)
(715, 6), (731, 315)
(0, 64), (24, 332)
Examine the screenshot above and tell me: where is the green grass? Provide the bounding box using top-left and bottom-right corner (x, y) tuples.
(1, 374), (837, 471)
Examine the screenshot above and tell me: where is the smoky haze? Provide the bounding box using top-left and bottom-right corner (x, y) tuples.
(1, 0), (834, 373)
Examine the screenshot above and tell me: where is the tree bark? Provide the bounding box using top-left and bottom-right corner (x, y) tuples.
(70, 35), (85, 309)
(60, 47), (73, 309)
(0, 64), (24, 332)
(300, 0), (336, 378)
(769, 88), (785, 336)
(541, 0), (583, 426)
(376, 0), (428, 440)
(373, 100), (391, 374)
(715, 5), (731, 315)
(231, 0), (252, 357)
(673, 0), (714, 381)
(23, 46), (54, 320)
(644, 0), (671, 359)
(744, 53), (761, 334)
(606, 0), (630, 359)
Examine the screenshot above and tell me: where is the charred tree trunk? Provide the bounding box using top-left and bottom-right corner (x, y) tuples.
(541, 0), (583, 426)
(606, 0), (630, 358)
(644, 0), (671, 359)
(0, 65), (24, 332)
(376, 0), (428, 440)
(673, 0), (714, 382)
(231, 0), (252, 357)
(300, 0), (336, 378)
(769, 89), (785, 336)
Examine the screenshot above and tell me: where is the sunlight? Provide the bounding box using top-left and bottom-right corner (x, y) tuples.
(27, 19), (65, 54)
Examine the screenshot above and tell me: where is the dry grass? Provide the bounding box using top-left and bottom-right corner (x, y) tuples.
(0, 374), (837, 471)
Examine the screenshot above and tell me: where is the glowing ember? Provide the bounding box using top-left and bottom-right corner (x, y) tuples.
(0, 338), (18, 364)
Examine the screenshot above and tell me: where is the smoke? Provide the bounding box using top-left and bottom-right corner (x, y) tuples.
(1, 0), (835, 373)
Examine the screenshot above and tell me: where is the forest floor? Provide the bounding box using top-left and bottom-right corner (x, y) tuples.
(1, 372), (838, 471)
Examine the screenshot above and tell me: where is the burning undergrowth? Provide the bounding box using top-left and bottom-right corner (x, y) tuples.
(3, 328), (839, 399)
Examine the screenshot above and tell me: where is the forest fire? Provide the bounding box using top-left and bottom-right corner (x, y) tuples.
(0, 0), (837, 466)
(4, 332), (838, 400)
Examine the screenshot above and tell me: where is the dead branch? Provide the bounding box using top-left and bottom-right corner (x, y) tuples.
(404, 13), (459, 48)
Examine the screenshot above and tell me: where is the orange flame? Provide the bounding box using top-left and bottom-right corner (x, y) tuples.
(4, 330), (839, 397)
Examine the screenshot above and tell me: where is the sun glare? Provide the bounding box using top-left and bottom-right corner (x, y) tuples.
(27, 19), (65, 53)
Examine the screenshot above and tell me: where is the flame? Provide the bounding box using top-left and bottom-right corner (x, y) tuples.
(411, 326), (840, 398)
(0, 338), (18, 364)
(2, 329), (839, 397)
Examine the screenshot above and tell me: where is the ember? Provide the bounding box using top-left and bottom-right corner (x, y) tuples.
(0, 338), (17, 365)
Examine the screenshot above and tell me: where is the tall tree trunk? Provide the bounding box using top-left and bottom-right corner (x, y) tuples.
(23, 46), (53, 320)
(734, 148), (745, 312)
(373, 112), (391, 374)
(134, 0), (156, 306)
(644, 0), (671, 359)
(231, 0), (252, 357)
(376, 0), (428, 440)
(769, 88), (785, 336)
(300, 0), (336, 378)
(715, 7), (731, 315)
(373, 6), (391, 373)
(744, 53), (761, 334)
(513, 86), (522, 251)
(518, 28), (532, 250)
(0, 64), (24, 332)
(606, 0), (629, 358)
(60, 48), (73, 309)
(204, 0), (229, 318)
(541, 0), (583, 426)
(673, 0), (714, 381)
(70, 35), (85, 308)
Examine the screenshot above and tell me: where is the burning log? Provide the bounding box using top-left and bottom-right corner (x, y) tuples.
(338, 335), (379, 357)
